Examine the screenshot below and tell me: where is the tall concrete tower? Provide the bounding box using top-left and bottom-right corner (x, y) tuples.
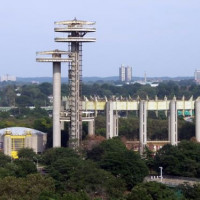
(36, 50), (74, 147)
(119, 65), (125, 82)
(125, 66), (132, 82)
(54, 19), (96, 148)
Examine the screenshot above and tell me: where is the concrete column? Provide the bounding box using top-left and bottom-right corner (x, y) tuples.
(139, 100), (147, 154)
(88, 120), (94, 136)
(4, 135), (11, 156)
(53, 61), (61, 147)
(195, 100), (200, 142)
(113, 114), (119, 137)
(61, 121), (65, 131)
(106, 101), (114, 139)
(169, 100), (178, 145)
(168, 115), (171, 141)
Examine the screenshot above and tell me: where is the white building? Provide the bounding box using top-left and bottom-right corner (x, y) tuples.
(119, 65), (132, 82)
(0, 127), (47, 158)
(194, 70), (200, 84)
(1, 75), (16, 82)
(125, 66), (132, 82)
(119, 65), (125, 82)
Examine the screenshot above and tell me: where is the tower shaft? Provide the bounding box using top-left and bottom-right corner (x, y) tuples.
(55, 19), (96, 148)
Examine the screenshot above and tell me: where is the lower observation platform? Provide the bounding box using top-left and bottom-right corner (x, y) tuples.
(36, 58), (72, 62)
(55, 37), (96, 42)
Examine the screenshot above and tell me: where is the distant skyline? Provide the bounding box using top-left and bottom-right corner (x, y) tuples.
(1, 0), (200, 77)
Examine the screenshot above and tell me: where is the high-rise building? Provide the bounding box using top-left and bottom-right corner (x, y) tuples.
(125, 66), (132, 82)
(119, 65), (125, 82)
(0, 75), (16, 82)
(194, 70), (200, 84)
(119, 65), (132, 82)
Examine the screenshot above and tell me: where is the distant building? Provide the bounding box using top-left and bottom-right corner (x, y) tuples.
(119, 65), (125, 82)
(0, 75), (16, 82)
(119, 65), (132, 82)
(125, 66), (132, 82)
(194, 70), (200, 84)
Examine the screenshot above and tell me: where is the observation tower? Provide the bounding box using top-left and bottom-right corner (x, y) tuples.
(54, 19), (96, 147)
(36, 50), (74, 147)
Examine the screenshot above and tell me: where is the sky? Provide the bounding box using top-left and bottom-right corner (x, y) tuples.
(0, 0), (200, 78)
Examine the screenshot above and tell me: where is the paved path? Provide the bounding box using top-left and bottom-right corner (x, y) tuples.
(145, 176), (200, 186)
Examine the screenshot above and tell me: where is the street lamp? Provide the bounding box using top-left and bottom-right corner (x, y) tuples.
(159, 167), (163, 182)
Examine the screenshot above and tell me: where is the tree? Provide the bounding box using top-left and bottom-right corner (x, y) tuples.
(127, 182), (179, 200)
(153, 141), (200, 177)
(47, 157), (125, 199)
(18, 148), (37, 161)
(0, 174), (55, 200)
(179, 183), (200, 200)
(42, 147), (79, 165)
(87, 138), (148, 190)
(0, 152), (11, 167)
(33, 117), (52, 133)
(13, 159), (37, 177)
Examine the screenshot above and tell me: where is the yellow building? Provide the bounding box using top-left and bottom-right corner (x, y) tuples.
(0, 127), (47, 158)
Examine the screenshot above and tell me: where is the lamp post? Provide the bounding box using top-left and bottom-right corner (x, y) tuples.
(159, 167), (163, 182)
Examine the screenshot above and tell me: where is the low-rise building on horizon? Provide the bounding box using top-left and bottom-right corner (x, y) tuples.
(0, 74), (16, 82)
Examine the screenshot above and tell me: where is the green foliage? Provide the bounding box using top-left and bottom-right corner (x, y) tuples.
(18, 148), (37, 160)
(42, 147), (79, 165)
(13, 159), (37, 177)
(153, 141), (200, 177)
(0, 165), (16, 178)
(87, 138), (148, 190)
(0, 174), (55, 200)
(143, 146), (155, 170)
(127, 182), (178, 200)
(179, 122), (195, 140)
(87, 138), (127, 162)
(179, 183), (200, 200)
(61, 192), (89, 200)
(0, 152), (11, 167)
(33, 117), (52, 133)
(47, 157), (125, 199)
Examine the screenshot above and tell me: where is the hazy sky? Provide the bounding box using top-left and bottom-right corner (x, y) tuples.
(1, 0), (200, 77)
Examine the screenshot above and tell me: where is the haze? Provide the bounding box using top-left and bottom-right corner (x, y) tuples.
(0, 0), (200, 78)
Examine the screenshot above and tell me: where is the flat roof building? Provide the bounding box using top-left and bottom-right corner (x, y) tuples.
(119, 65), (132, 82)
(0, 75), (16, 82)
(119, 65), (126, 82)
(125, 66), (132, 82)
(194, 70), (200, 84)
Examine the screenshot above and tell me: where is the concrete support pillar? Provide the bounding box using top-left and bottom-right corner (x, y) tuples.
(88, 120), (94, 136)
(169, 100), (178, 145)
(53, 61), (61, 147)
(113, 114), (119, 137)
(195, 100), (200, 142)
(4, 135), (11, 156)
(61, 121), (65, 131)
(168, 115), (171, 141)
(139, 100), (147, 154)
(106, 102), (118, 139)
(106, 101), (114, 139)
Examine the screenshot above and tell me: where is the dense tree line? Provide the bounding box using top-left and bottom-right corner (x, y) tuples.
(1, 139), (200, 199)
(153, 141), (200, 178)
(1, 80), (200, 107)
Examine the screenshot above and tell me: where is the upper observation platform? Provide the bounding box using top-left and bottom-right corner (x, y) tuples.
(36, 49), (73, 62)
(54, 18), (96, 43)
